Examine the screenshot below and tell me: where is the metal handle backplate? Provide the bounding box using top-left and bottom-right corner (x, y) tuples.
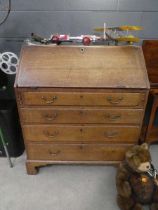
(43, 112), (58, 121)
(106, 96), (123, 105)
(104, 131), (118, 138)
(48, 150), (60, 156)
(44, 130), (59, 138)
(41, 96), (58, 104)
(104, 113), (121, 121)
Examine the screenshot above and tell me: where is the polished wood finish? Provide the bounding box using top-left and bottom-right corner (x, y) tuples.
(23, 125), (140, 143)
(16, 46), (149, 89)
(142, 40), (158, 86)
(21, 91), (145, 107)
(144, 91), (158, 143)
(21, 108), (143, 124)
(15, 45), (149, 174)
(142, 40), (158, 143)
(26, 161), (38, 175)
(27, 143), (130, 161)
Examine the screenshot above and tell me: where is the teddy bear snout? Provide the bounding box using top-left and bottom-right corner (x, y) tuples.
(138, 162), (151, 172)
(146, 164), (150, 169)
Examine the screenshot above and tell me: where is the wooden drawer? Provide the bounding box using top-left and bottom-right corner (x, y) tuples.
(23, 125), (140, 143)
(27, 143), (129, 161)
(21, 108), (143, 124)
(21, 91), (145, 107)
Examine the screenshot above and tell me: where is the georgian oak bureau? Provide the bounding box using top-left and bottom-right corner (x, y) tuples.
(15, 45), (149, 174)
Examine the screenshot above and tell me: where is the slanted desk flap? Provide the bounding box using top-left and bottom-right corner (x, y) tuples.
(16, 45), (150, 89)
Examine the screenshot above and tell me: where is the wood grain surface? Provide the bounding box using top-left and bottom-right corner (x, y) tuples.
(27, 143), (129, 161)
(20, 107), (143, 124)
(143, 40), (158, 86)
(21, 91), (146, 107)
(23, 125), (140, 143)
(15, 45), (149, 174)
(16, 45), (149, 89)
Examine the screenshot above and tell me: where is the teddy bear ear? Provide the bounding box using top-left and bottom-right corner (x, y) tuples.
(140, 143), (149, 150)
(126, 150), (135, 158)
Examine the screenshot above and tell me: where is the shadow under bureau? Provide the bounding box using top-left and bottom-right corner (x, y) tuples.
(15, 45), (149, 174)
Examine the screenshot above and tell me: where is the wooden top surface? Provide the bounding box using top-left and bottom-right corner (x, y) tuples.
(16, 45), (149, 89)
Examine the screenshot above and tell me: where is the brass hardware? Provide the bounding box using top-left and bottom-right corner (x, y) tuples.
(44, 130), (59, 138)
(44, 112), (58, 121)
(48, 150), (60, 156)
(79, 145), (84, 150)
(140, 94), (146, 104)
(80, 48), (85, 53)
(135, 94), (145, 107)
(79, 110), (84, 115)
(17, 93), (23, 105)
(106, 96), (123, 104)
(104, 113), (121, 121)
(104, 131), (118, 138)
(80, 128), (83, 132)
(41, 96), (57, 104)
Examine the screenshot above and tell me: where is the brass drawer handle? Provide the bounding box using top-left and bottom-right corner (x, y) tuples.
(104, 131), (118, 138)
(48, 150), (60, 156)
(106, 96), (123, 104)
(41, 96), (58, 104)
(44, 131), (59, 138)
(79, 110), (84, 115)
(104, 113), (121, 121)
(44, 113), (58, 121)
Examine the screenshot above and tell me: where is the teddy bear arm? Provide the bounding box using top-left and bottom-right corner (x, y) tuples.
(155, 175), (158, 186)
(116, 166), (132, 197)
(116, 165), (130, 184)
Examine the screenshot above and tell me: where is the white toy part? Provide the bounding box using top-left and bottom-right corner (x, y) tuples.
(0, 52), (19, 75)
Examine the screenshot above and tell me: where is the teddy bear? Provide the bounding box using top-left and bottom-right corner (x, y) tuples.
(116, 143), (158, 210)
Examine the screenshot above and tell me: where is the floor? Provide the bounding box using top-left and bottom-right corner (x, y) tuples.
(0, 145), (158, 210)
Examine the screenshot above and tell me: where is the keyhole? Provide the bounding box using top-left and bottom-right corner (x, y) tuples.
(80, 48), (85, 53)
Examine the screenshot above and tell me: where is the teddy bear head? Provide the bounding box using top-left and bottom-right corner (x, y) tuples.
(125, 143), (151, 173)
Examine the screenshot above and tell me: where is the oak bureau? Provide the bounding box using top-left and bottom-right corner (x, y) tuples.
(15, 45), (149, 174)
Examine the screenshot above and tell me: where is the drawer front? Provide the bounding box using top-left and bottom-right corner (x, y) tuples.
(21, 91), (145, 107)
(27, 143), (130, 161)
(23, 125), (140, 143)
(21, 108), (143, 124)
